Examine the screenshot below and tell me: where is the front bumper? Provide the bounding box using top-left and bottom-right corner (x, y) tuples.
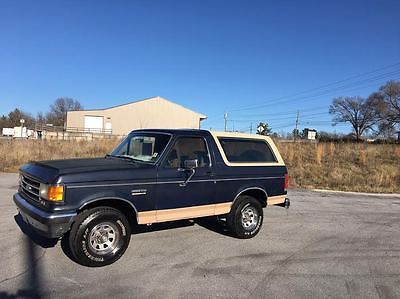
(13, 193), (77, 238)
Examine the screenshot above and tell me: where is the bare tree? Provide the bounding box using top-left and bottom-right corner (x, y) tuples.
(329, 96), (379, 141)
(366, 81), (400, 138)
(46, 97), (83, 127)
(379, 80), (400, 124)
(35, 112), (47, 126)
(0, 115), (8, 131)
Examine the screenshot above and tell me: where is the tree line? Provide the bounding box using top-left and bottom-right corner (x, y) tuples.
(0, 97), (82, 130)
(329, 80), (400, 140)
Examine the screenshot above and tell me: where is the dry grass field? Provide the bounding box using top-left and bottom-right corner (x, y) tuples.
(0, 138), (120, 173)
(276, 141), (400, 193)
(0, 138), (399, 193)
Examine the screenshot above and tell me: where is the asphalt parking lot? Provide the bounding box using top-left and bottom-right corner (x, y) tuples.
(1, 172), (400, 298)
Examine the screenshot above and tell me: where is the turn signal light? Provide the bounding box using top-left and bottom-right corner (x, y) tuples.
(47, 186), (64, 201)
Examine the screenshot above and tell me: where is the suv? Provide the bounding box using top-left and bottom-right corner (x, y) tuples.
(14, 129), (289, 267)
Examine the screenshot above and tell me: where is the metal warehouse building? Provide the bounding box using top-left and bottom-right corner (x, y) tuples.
(66, 96), (207, 135)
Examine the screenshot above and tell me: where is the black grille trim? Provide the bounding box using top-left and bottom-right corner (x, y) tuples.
(20, 174), (41, 202)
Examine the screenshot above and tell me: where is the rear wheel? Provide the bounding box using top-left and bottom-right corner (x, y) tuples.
(69, 207), (131, 267)
(226, 195), (263, 239)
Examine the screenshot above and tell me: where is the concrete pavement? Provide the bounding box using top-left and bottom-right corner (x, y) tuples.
(1, 172), (400, 298)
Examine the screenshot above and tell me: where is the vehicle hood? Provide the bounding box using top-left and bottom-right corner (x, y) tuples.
(20, 157), (154, 184)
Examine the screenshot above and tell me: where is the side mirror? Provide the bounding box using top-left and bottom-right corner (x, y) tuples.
(184, 159), (199, 169)
(179, 159), (198, 187)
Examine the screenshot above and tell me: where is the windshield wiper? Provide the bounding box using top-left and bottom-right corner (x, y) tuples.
(105, 154), (152, 164)
(105, 154), (134, 161)
(129, 158), (153, 164)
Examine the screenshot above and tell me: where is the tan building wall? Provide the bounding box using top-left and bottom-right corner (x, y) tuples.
(66, 96), (207, 136)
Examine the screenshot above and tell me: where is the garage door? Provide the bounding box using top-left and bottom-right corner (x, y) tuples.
(84, 116), (104, 132)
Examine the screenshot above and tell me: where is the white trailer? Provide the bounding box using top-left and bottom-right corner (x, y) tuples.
(13, 126), (28, 138)
(2, 128), (14, 136)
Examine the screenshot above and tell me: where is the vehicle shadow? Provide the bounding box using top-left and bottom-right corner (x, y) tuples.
(14, 212), (231, 267)
(60, 217), (229, 265)
(2, 215), (45, 298)
(14, 214), (58, 248)
(130, 216), (230, 237)
(194, 216), (231, 237)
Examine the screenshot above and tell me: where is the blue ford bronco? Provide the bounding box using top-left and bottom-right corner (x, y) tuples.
(14, 129), (289, 267)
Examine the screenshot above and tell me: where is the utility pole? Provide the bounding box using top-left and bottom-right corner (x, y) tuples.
(250, 123), (253, 134)
(224, 112), (228, 132)
(20, 119), (25, 138)
(294, 111), (299, 140)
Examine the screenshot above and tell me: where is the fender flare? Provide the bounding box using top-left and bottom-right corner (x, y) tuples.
(78, 196), (139, 222)
(231, 187), (268, 208)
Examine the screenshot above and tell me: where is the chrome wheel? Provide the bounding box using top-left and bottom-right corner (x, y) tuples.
(88, 222), (120, 255)
(241, 206), (259, 231)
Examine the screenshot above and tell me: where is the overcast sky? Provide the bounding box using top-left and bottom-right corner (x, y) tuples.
(1, 0), (399, 133)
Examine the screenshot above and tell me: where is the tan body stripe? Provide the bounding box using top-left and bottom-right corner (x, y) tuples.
(267, 195), (286, 205)
(137, 210), (157, 224)
(137, 194), (286, 224)
(137, 202), (232, 224)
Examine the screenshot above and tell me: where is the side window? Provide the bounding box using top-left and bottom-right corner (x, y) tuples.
(165, 137), (210, 168)
(218, 138), (277, 163)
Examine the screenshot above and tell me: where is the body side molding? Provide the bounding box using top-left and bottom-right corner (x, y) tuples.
(66, 176), (284, 189)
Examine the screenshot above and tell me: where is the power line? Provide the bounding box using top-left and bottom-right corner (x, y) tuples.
(204, 66), (400, 132)
(228, 75), (400, 120)
(230, 62), (400, 111)
(246, 71), (399, 111)
(230, 104), (329, 118)
(230, 111), (331, 123)
(204, 74), (399, 128)
(226, 76), (400, 125)
(266, 69), (400, 107)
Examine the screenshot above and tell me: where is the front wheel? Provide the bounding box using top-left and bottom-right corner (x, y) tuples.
(226, 195), (263, 239)
(68, 207), (131, 267)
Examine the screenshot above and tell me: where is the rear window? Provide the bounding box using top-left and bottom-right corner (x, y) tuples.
(218, 138), (277, 163)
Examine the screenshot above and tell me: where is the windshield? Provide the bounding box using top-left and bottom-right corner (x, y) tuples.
(110, 132), (171, 163)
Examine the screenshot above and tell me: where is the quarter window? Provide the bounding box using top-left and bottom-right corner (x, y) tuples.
(165, 137), (210, 168)
(218, 138), (277, 163)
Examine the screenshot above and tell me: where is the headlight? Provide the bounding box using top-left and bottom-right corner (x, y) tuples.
(47, 185), (64, 202)
(39, 183), (48, 199)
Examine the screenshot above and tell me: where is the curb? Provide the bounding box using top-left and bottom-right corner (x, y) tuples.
(312, 189), (400, 198)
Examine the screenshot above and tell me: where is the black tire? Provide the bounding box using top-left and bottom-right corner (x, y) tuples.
(69, 207), (131, 267)
(226, 195), (263, 239)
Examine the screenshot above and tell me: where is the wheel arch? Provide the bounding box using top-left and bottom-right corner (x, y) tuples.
(78, 197), (138, 227)
(232, 187), (268, 208)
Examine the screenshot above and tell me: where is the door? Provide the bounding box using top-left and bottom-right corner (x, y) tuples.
(155, 136), (216, 222)
(105, 122), (112, 134)
(84, 115), (103, 133)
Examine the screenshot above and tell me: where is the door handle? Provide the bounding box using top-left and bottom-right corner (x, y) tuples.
(206, 171), (215, 177)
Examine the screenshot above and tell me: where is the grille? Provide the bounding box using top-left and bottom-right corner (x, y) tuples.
(20, 174), (41, 202)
